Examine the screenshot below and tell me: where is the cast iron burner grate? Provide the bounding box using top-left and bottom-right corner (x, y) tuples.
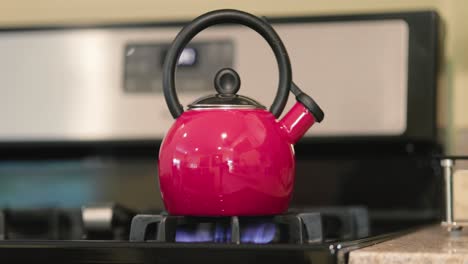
(129, 207), (369, 244)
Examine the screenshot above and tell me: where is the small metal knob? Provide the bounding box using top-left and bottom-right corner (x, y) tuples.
(440, 159), (462, 232)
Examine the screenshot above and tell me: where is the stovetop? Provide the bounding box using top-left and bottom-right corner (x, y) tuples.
(0, 204), (414, 264)
(0, 147), (443, 263)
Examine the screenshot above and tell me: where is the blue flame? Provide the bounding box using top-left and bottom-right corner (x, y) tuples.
(174, 221), (276, 244)
(214, 224), (226, 243)
(241, 222), (276, 244)
(175, 223), (213, 242)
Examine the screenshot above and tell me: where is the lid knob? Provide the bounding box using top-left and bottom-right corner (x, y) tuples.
(214, 68), (241, 95)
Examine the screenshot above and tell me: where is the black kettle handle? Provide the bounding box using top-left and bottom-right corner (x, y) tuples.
(163, 9), (291, 119)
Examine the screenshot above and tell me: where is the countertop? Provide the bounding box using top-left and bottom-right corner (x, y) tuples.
(349, 225), (468, 264)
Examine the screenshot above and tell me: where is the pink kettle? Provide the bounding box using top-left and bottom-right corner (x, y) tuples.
(158, 9), (324, 216)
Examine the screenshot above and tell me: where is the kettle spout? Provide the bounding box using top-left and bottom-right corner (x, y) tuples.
(279, 92), (324, 144)
(279, 102), (316, 144)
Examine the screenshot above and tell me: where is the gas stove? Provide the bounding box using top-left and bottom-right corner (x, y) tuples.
(0, 204), (402, 264)
(0, 9), (442, 264)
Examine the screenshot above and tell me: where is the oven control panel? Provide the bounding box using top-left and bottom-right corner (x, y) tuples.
(124, 40), (234, 93)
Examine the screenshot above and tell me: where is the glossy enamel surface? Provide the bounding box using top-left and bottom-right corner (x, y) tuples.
(158, 105), (314, 216)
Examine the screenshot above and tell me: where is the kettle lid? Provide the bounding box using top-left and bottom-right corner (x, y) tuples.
(188, 68), (266, 110)
(188, 94), (266, 109)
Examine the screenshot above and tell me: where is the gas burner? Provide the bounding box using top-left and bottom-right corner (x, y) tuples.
(0, 204), (135, 240)
(129, 207), (369, 244)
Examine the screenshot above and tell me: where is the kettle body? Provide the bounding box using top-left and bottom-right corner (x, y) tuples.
(159, 107), (314, 216)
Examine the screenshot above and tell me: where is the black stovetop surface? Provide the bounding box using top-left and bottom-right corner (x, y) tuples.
(0, 236), (397, 264)
(0, 205), (428, 264)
